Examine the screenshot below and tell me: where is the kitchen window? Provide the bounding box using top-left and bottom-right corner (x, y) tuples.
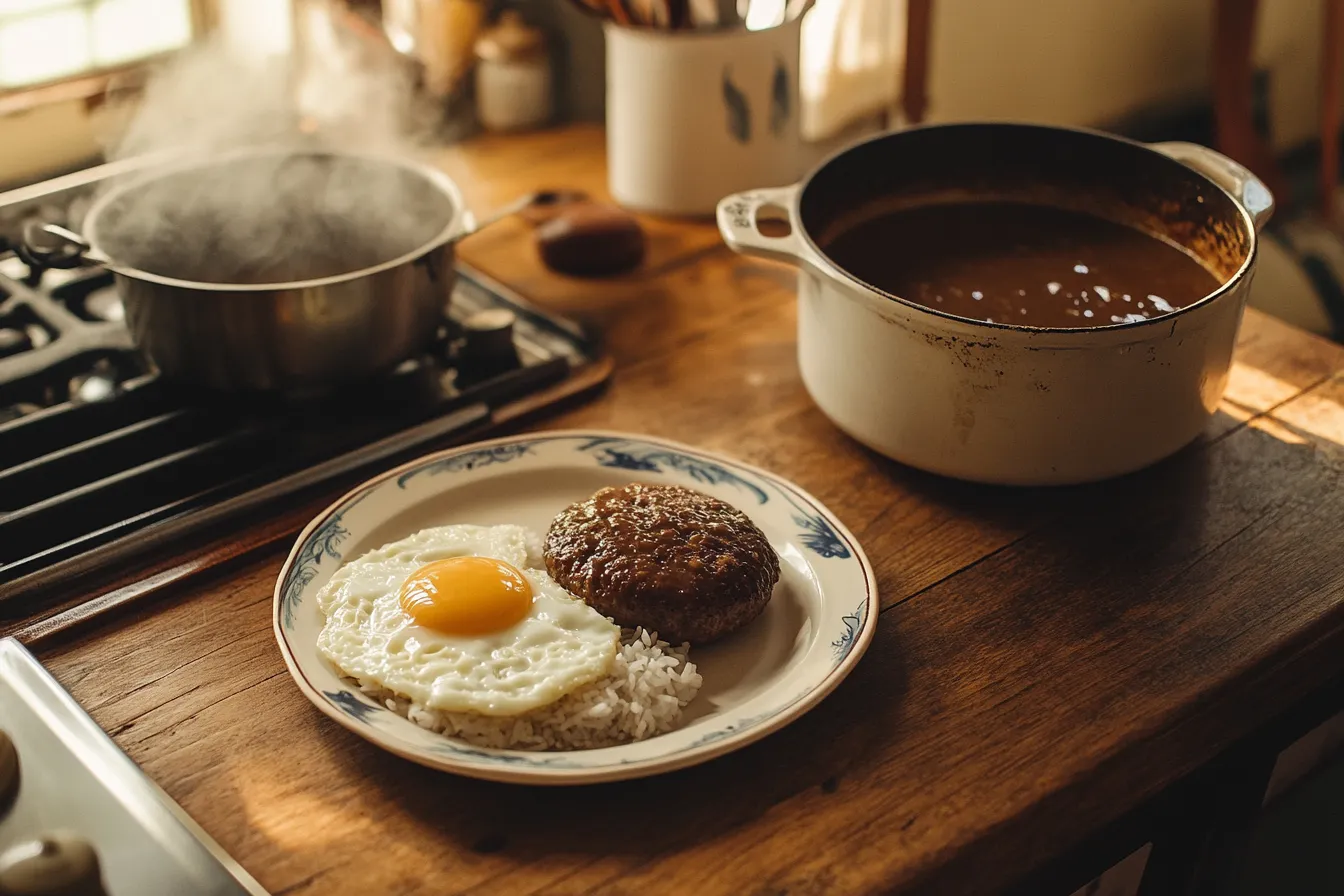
(0, 0), (197, 91)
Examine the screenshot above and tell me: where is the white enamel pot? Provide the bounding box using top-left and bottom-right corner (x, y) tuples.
(717, 123), (1274, 485)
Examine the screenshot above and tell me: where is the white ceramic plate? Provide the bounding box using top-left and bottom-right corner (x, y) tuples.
(273, 430), (877, 784)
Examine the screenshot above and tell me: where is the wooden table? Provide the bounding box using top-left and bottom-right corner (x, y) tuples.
(33, 126), (1344, 895)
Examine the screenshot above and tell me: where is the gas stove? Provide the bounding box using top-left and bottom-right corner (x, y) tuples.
(0, 162), (609, 630)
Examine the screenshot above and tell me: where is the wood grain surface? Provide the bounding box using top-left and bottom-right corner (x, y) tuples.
(32, 126), (1344, 896)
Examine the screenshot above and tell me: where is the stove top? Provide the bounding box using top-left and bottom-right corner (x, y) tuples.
(0, 637), (269, 894)
(0, 163), (609, 624)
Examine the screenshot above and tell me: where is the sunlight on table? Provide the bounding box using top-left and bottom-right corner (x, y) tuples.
(1222, 361), (1344, 447)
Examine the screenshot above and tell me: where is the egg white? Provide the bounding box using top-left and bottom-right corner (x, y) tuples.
(315, 524), (536, 617)
(315, 525), (619, 716)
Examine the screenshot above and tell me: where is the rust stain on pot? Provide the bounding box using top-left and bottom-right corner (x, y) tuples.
(919, 330), (1003, 370)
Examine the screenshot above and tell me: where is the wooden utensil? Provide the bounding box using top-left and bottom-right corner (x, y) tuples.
(494, 188), (646, 276)
(666, 0), (690, 29)
(563, 0), (632, 25)
(606, 0), (634, 25)
(1321, 0), (1344, 222)
(536, 203), (646, 276)
(628, 0), (663, 27)
(902, 0), (933, 125)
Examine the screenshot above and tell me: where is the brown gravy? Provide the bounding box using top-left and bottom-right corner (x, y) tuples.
(821, 201), (1221, 328)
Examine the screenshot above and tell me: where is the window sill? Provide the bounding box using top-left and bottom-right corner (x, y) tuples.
(0, 58), (160, 119)
(0, 58), (163, 186)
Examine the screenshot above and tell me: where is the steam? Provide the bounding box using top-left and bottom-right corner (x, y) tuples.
(92, 9), (456, 285)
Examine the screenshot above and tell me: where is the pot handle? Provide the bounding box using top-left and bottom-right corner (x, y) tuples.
(18, 222), (109, 270)
(1149, 141), (1275, 232)
(716, 185), (811, 266)
(447, 190), (589, 246)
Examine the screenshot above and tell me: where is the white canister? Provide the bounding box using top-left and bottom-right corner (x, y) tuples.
(605, 18), (806, 216)
(474, 11), (553, 133)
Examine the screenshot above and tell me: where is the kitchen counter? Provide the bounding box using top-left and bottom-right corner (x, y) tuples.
(33, 125), (1344, 895)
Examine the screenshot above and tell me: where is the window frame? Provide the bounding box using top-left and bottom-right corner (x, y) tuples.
(0, 0), (216, 115)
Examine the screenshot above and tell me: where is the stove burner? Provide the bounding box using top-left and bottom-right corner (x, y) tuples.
(0, 267), (136, 407)
(24, 324), (50, 349)
(0, 402), (41, 424)
(0, 328), (30, 358)
(68, 359), (120, 403)
(81, 287), (124, 323)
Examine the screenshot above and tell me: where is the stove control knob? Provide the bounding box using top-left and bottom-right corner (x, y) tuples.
(0, 832), (107, 896)
(0, 328), (33, 360)
(459, 308), (521, 373)
(0, 729), (17, 815)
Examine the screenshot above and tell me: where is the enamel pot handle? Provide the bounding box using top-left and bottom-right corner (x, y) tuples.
(716, 185), (811, 266)
(1150, 141), (1275, 232)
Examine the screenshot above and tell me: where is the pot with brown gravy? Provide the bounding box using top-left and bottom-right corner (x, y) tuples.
(718, 123), (1273, 484)
(821, 201), (1221, 329)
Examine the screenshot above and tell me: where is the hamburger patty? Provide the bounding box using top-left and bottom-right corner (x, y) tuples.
(544, 483), (780, 644)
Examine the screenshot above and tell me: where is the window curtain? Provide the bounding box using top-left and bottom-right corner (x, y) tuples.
(800, 0), (905, 141)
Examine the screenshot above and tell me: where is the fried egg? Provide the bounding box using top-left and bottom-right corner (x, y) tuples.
(315, 524), (620, 716)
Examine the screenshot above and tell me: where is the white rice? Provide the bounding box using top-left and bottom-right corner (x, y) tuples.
(350, 627), (703, 751)
(523, 530), (545, 569)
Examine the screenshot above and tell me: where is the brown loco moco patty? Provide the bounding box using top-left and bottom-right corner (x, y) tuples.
(544, 483), (780, 644)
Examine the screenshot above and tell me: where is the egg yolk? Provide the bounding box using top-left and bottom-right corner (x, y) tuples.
(398, 557), (533, 635)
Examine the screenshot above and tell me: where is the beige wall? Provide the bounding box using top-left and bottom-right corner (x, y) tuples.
(0, 101), (103, 186)
(0, 0), (1331, 187)
(1258, 0), (1328, 148)
(921, 0), (1323, 149)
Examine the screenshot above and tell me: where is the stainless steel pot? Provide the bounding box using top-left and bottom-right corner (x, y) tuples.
(23, 147), (474, 394)
(718, 123), (1274, 485)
